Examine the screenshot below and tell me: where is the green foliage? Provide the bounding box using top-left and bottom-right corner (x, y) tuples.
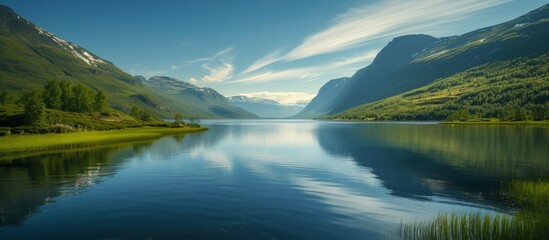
(400, 211), (549, 240)
(130, 106), (153, 121)
(21, 90), (46, 126)
(400, 180), (549, 239)
(334, 54), (549, 121)
(0, 91), (10, 103)
(59, 80), (74, 111)
(71, 83), (94, 112)
(40, 80), (109, 113)
(174, 113), (183, 123)
(43, 80), (62, 109)
(139, 110), (152, 121)
(0, 126), (207, 153)
(94, 90), (107, 112)
(506, 180), (549, 214)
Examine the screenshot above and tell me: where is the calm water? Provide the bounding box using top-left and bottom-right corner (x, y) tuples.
(1, 120), (548, 239)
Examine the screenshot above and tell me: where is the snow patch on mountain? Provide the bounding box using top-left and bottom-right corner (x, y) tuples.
(34, 26), (105, 66)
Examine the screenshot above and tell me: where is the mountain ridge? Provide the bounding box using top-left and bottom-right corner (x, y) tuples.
(300, 4), (549, 118)
(0, 4), (255, 119)
(228, 95), (303, 118)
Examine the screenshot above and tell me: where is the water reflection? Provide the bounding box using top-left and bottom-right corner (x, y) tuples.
(1, 121), (547, 239)
(316, 122), (549, 205)
(0, 146), (129, 226)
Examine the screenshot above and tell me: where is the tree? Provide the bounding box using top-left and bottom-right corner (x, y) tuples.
(514, 108), (530, 121)
(59, 80), (74, 111)
(43, 80), (62, 109)
(174, 113), (183, 123)
(94, 90), (108, 112)
(0, 91), (9, 103)
(71, 83), (94, 112)
(139, 110), (152, 121)
(131, 106), (140, 118)
(22, 90), (46, 126)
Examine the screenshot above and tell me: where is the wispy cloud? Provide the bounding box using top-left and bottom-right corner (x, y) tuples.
(231, 50), (378, 84)
(128, 64), (167, 78)
(237, 91), (316, 106)
(184, 48), (236, 83)
(202, 62), (234, 82)
(188, 77), (199, 84)
(242, 0), (508, 73)
(241, 48), (285, 74)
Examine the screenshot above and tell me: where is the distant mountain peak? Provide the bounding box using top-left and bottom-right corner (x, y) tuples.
(228, 96), (281, 105)
(369, 34), (438, 69)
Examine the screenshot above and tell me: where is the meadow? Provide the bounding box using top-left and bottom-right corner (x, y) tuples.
(0, 126), (206, 153)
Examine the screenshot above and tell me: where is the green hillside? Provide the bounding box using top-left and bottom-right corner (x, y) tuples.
(300, 4), (549, 118)
(0, 5), (253, 119)
(332, 53), (549, 121)
(143, 76), (257, 119)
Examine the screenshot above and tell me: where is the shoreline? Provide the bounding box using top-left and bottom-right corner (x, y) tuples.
(440, 120), (549, 125)
(320, 118), (549, 125)
(0, 126), (207, 154)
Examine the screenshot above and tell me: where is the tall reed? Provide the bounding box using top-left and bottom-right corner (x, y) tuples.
(399, 180), (549, 240)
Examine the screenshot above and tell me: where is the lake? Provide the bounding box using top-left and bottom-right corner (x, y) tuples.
(1, 120), (548, 239)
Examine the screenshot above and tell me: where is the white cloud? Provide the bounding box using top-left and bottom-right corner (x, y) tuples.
(238, 91), (316, 106)
(242, 0), (508, 73)
(170, 65), (180, 70)
(189, 77), (199, 84)
(182, 48), (236, 83)
(202, 62), (234, 82)
(231, 50), (378, 84)
(241, 48), (285, 74)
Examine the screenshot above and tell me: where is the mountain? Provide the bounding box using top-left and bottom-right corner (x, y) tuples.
(0, 5), (161, 113)
(0, 5), (250, 119)
(294, 77), (349, 118)
(228, 96), (303, 118)
(142, 76), (258, 118)
(302, 4), (549, 118)
(334, 53), (549, 121)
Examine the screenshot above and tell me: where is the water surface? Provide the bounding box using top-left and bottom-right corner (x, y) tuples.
(1, 120), (548, 239)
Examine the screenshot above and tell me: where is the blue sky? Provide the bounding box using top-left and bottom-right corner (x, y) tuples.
(1, 0), (547, 105)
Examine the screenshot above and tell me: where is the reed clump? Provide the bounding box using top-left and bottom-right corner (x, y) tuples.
(399, 180), (549, 240)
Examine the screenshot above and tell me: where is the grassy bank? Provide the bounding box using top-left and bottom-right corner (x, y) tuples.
(0, 126), (206, 153)
(399, 180), (549, 240)
(441, 120), (549, 125)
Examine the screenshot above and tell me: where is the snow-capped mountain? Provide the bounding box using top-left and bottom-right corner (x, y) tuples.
(228, 96), (304, 118)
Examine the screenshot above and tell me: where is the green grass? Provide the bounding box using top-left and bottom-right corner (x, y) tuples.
(400, 212), (549, 240)
(441, 120), (549, 125)
(0, 126), (206, 153)
(507, 180), (549, 213)
(332, 54), (549, 121)
(399, 180), (549, 240)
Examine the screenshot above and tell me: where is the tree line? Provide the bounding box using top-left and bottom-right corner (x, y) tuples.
(333, 54), (549, 122)
(22, 80), (108, 125)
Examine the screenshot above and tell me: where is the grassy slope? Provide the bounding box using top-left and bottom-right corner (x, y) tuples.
(0, 5), (251, 118)
(332, 54), (549, 121)
(0, 104), (166, 131)
(303, 5), (548, 117)
(0, 126), (206, 153)
(0, 31), (174, 117)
